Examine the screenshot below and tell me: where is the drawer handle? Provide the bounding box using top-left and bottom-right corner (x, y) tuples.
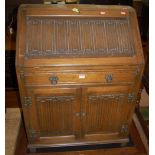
(105, 74), (113, 83)
(49, 76), (59, 85)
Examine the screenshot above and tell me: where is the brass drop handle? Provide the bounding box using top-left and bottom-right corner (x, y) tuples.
(49, 76), (59, 85)
(105, 74), (113, 83)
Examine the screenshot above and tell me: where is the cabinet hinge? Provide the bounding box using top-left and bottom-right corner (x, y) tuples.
(128, 93), (136, 103)
(29, 129), (38, 138)
(23, 97), (32, 107)
(135, 68), (140, 76)
(20, 72), (25, 80)
(120, 124), (128, 134)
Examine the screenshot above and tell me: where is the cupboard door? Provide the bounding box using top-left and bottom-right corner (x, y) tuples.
(82, 86), (136, 141)
(25, 87), (81, 143)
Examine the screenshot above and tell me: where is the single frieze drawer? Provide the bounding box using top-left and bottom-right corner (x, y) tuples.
(24, 70), (136, 85)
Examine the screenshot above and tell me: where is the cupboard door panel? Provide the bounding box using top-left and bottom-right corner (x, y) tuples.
(82, 86), (136, 139)
(85, 94), (126, 133)
(26, 87), (81, 142)
(36, 95), (75, 136)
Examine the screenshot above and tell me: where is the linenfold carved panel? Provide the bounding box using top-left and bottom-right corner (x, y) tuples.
(36, 96), (75, 136)
(25, 17), (135, 58)
(86, 94), (126, 133)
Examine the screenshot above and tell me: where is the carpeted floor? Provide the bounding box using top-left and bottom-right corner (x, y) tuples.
(5, 108), (21, 155)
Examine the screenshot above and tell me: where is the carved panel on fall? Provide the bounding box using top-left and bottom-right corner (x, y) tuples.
(25, 17), (134, 57)
(16, 4), (144, 149)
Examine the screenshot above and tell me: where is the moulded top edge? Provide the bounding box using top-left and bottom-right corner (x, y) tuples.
(18, 4), (136, 13)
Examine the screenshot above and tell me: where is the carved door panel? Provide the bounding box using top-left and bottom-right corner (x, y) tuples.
(26, 87), (81, 143)
(82, 86), (136, 141)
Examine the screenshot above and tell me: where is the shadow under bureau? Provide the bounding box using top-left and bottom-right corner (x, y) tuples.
(16, 4), (144, 150)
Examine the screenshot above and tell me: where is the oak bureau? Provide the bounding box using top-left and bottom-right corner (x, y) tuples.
(16, 4), (144, 150)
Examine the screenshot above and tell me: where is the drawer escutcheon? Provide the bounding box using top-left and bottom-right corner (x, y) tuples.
(49, 76), (59, 85)
(105, 74), (113, 83)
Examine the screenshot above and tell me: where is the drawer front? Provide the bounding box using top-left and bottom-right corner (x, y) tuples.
(24, 70), (136, 85)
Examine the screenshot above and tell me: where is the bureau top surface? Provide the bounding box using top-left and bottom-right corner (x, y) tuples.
(16, 4), (144, 67)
